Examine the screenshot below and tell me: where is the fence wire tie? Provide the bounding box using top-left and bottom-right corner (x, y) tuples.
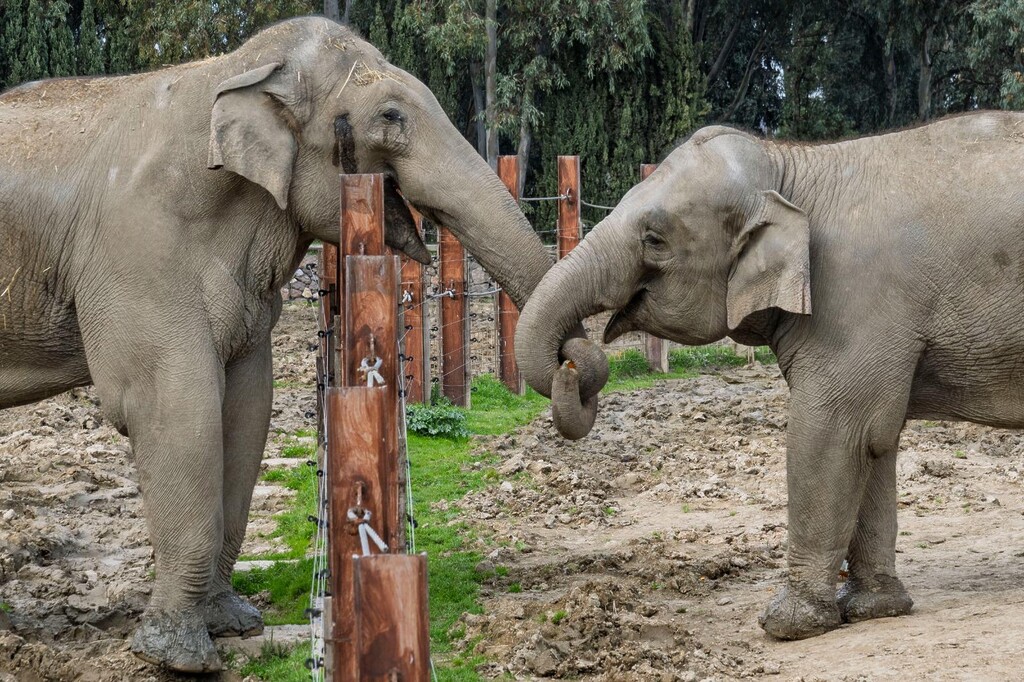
(347, 508), (389, 555)
(358, 356), (385, 387)
(401, 289), (413, 304)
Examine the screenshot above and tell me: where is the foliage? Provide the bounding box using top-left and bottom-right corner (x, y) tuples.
(406, 401), (470, 439)
(232, 559), (315, 626)
(607, 348), (653, 380)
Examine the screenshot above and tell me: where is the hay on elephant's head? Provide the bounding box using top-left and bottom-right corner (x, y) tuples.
(353, 62), (400, 86)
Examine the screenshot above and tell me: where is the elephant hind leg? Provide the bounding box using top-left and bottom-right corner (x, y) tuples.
(838, 446), (913, 622)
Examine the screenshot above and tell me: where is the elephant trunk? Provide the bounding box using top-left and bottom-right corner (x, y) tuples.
(516, 222), (638, 437)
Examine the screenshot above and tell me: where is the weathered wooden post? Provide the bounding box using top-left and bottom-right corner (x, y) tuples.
(398, 210), (431, 404)
(438, 226), (469, 407)
(557, 155), (581, 259)
(495, 156), (525, 394)
(639, 163), (670, 373)
(327, 173), (429, 681)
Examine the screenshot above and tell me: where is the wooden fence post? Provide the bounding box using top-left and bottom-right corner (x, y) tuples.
(398, 210), (431, 404)
(438, 226), (469, 407)
(557, 155), (581, 259)
(495, 156), (525, 395)
(326, 173), (428, 681)
(639, 163), (669, 373)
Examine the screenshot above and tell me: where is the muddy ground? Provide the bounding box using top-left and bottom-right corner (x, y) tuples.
(2, 299), (1024, 680)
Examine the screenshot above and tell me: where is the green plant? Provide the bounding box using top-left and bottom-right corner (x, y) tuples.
(508, 583), (522, 593)
(550, 610), (567, 625)
(607, 348), (651, 380)
(406, 402), (470, 439)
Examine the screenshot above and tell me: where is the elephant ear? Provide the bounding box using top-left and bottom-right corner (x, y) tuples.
(207, 62), (296, 210)
(726, 190), (811, 329)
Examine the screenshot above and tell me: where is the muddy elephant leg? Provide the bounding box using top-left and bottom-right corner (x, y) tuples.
(838, 446), (913, 622)
(205, 340), (272, 638)
(93, 362), (226, 672)
(760, 361), (914, 640)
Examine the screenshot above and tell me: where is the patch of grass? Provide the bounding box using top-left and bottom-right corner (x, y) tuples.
(465, 375), (548, 435)
(239, 643), (311, 681)
(281, 442), (314, 459)
(406, 402), (470, 439)
(232, 560), (314, 625)
(507, 583), (522, 593)
(243, 465), (318, 561)
(551, 610), (567, 625)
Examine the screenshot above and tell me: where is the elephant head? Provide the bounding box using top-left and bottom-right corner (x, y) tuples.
(515, 126), (811, 438)
(204, 18), (546, 310)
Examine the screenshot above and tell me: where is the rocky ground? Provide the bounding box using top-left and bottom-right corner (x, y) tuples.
(2, 297), (1024, 680)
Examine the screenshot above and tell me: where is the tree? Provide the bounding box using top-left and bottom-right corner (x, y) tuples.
(47, 0), (76, 78)
(78, 0), (105, 76)
(20, 0), (48, 82)
(2, 0), (27, 89)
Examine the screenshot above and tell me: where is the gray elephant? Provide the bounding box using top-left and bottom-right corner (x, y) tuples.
(0, 17), (601, 673)
(515, 113), (1024, 641)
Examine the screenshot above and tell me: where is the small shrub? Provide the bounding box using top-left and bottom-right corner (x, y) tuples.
(406, 403), (469, 440)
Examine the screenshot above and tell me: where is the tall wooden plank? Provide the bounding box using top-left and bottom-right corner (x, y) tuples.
(326, 386), (396, 682)
(399, 210), (431, 404)
(640, 163), (669, 373)
(495, 156), (525, 394)
(557, 155), (581, 259)
(438, 227), (469, 407)
(352, 554), (430, 681)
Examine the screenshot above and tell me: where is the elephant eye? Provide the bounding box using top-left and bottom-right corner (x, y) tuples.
(642, 232), (666, 248)
(382, 108), (404, 124)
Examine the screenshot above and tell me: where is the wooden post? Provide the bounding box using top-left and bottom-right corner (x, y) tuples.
(352, 554), (430, 681)
(438, 226), (469, 407)
(327, 386), (397, 680)
(557, 155), (581, 259)
(399, 210), (431, 404)
(326, 173), (427, 680)
(495, 156), (525, 395)
(640, 163), (669, 373)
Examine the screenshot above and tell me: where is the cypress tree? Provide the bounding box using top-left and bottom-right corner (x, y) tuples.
(20, 0), (48, 82)
(369, 2), (390, 57)
(78, 0), (104, 76)
(2, 0), (26, 88)
(46, 0), (76, 77)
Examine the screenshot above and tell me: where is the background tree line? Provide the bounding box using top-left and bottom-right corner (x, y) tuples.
(2, 0), (1024, 228)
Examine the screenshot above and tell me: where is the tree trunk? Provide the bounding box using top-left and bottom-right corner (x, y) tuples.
(516, 79), (534, 198)
(720, 30), (767, 122)
(470, 61), (487, 158)
(323, 0), (340, 22)
(918, 22), (935, 121)
(485, 0), (499, 170)
(343, 0), (353, 24)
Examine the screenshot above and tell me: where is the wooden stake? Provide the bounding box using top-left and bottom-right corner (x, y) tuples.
(326, 386), (397, 681)
(399, 210), (431, 404)
(438, 226), (469, 407)
(640, 163), (669, 373)
(495, 156), (525, 395)
(557, 155), (581, 259)
(352, 554), (430, 681)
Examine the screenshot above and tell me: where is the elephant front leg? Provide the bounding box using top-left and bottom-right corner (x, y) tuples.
(205, 342), (273, 639)
(112, 378), (226, 672)
(759, 372), (912, 640)
(837, 447), (913, 622)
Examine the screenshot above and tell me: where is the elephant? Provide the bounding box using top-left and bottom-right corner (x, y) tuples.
(0, 16), (605, 673)
(515, 112), (1024, 641)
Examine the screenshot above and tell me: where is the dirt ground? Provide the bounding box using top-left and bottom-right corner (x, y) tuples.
(2, 300), (1024, 680)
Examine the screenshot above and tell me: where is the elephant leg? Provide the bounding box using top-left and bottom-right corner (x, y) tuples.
(759, 360), (914, 641)
(90, 356), (226, 672)
(205, 340), (272, 638)
(837, 446), (913, 622)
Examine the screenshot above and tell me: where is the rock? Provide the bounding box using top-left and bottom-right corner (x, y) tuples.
(717, 596), (733, 606)
(498, 455), (525, 476)
(527, 647), (559, 676)
(499, 481), (514, 493)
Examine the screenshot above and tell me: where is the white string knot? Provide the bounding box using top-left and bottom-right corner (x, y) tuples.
(347, 508), (389, 556)
(358, 355), (386, 387)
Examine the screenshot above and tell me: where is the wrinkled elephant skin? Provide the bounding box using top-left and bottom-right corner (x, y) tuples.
(0, 17), (561, 672)
(516, 113), (1024, 640)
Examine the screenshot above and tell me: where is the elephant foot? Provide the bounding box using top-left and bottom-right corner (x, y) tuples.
(205, 589), (265, 638)
(130, 607), (222, 673)
(837, 574), (913, 623)
(758, 583), (841, 640)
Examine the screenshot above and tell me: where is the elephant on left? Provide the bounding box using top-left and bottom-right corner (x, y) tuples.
(0, 16), (582, 673)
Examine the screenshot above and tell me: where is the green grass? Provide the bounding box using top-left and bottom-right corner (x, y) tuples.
(232, 559), (315, 626)
(239, 643), (312, 681)
(241, 465), (319, 561)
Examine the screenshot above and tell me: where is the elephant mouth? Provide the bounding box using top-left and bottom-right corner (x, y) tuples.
(603, 289), (646, 343)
